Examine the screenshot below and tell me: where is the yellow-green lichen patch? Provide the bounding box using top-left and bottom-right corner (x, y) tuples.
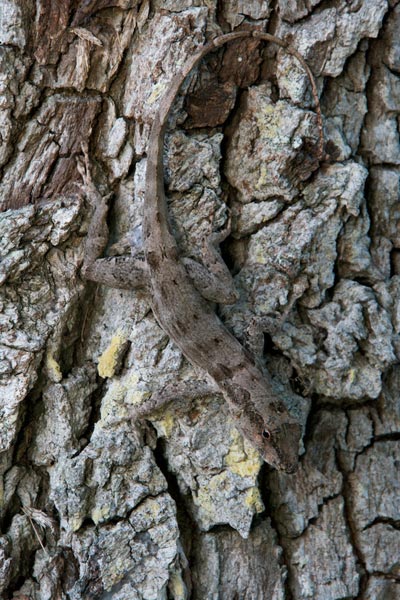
(195, 471), (231, 517)
(98, 331), (128, 378)
(154, 412), (176, 438)
(100, 381), (128, 421)
(256, 163), (269, 192)
(253, 241), (269, 265)
(92, 504), (111, 525)
(192, 450), (264, 536)
(347, 368), (357, 384)
(135, 496), (166, 523)
(125, 373), (151, 407)
(244, 487), (264, 513)
(45, 352), (63, 382)
(71, 516), (84, 532)
(193, 467), (264, 531)
(225, 428), (263, 479)
(255, 102), (284, 140)
(99, 372), (155, 423)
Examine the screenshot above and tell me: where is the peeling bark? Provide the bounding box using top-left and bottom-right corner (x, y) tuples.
(1, 1), (399, 599)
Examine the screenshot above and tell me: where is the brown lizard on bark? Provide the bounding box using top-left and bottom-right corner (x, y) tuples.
(78, 30), (324, 473)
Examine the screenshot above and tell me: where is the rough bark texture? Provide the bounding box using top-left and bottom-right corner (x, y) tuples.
(0, 1), (399, 599)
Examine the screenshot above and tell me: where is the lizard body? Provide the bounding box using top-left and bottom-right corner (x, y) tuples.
(80, 31), (324, 473)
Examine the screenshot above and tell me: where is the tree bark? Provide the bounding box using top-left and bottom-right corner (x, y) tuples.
(0, 1), (399, 599)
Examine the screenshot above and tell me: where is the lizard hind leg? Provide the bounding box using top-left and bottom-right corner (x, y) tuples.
(131, 379), (219, 421)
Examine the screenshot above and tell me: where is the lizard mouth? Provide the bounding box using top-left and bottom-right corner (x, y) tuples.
(281, 461), (299, 474)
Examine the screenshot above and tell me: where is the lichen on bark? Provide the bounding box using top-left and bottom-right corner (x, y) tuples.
(0, 1), (399, 599)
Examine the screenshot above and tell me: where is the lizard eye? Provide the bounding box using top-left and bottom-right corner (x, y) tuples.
(262, 429), (271, 440)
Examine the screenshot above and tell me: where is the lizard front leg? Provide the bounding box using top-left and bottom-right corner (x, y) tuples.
(77, 145), (149, 290)
(182, 217), (239, 304)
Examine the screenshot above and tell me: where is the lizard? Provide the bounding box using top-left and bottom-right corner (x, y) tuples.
(78, 30), (324, 473)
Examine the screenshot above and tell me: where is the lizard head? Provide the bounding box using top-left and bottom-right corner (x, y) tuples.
(259, 419), (301, 473)
(233, 402), (301, 474)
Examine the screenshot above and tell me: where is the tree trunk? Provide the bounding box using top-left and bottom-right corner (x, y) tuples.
(1, 1), (399, 599)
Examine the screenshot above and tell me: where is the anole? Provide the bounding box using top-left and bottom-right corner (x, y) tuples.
(78, 30), (324, 473)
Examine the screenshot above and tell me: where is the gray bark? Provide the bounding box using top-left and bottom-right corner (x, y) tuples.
(0, 1), (399, 599)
